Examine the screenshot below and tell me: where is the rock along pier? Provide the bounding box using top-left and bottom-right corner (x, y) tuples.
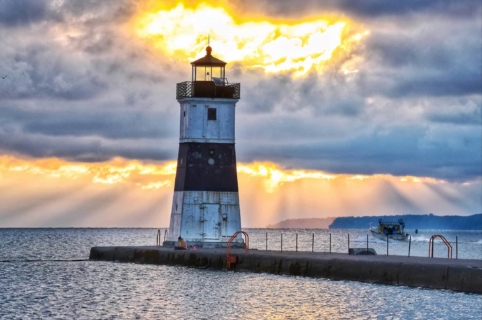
(89, 246), (482, 294)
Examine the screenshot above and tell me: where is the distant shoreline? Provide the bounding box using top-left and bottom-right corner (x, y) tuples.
(266, 217), (335, 229)
(267, 214), (482, 230)
(1, 213), (481, 230)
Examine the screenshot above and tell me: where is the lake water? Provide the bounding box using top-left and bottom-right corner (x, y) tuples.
(1, 228), (481, 319)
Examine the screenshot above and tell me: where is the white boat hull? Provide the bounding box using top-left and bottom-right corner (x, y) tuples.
(370, 228), (409, 241)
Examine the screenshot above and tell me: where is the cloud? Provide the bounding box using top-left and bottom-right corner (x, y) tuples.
(0, 0), (480, 185)
(0, 0), (47, 27)
(425, 99), (481, 125)
(237, 105), (481, 181)
(334, 0), (479, 18)
(0, 130), (175, 162)
(0, 104), (175, 139)
(361, 19), (482, 98)
(8, 46), (106, 100)
(229, 0), (481, 19)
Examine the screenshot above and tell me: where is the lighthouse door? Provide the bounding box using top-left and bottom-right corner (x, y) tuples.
(202, 204), (220, 240)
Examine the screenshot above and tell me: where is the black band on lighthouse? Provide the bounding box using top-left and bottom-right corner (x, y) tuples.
(174, 142), (239, 192)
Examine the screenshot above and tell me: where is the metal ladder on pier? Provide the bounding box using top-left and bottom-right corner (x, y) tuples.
(428, 234), (452, 258)
(226, 231), (249, 269)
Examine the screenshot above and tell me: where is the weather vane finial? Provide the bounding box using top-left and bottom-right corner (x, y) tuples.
(206, 34), (212, 55)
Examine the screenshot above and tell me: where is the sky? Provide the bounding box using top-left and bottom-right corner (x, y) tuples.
(0, 0), (481, 228)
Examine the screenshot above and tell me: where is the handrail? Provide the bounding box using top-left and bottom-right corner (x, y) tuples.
(428, 234), (452, 259)
(156, 229), (169, 246)
(226, 231), (249, 269)
(176, 81), (241, 99)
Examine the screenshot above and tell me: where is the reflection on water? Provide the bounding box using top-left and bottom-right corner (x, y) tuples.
(0, 228), (481, 319)
(1, 262), (481, 319)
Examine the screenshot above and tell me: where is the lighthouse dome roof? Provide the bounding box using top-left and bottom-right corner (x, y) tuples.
(191, 46), (227, 66)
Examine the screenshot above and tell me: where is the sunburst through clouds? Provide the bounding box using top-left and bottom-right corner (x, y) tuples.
(135, 3), (366, 76)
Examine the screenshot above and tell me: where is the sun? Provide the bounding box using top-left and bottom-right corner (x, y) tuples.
(135, 3), (366, 76)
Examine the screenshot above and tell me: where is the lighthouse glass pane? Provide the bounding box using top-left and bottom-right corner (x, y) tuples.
(211, 67), (222, 80)
(195, 66), (206, 81)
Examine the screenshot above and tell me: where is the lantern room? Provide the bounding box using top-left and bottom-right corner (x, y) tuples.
(176, 46), (240, 100)
(192, 46), (226, 82)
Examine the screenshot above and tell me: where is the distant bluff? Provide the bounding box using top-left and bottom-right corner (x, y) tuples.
(329, 214), (482, 230)
(265, 214), (482, 230)
(266, 217), (335, 229)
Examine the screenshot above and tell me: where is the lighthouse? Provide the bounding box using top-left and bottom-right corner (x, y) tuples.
(165, 46), (243, 248)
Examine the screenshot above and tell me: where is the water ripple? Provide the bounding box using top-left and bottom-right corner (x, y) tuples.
(0, 261), (480, 319)
(0, 228), (481, 319)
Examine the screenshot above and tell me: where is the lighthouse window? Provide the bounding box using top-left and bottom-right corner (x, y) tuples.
(208, 108), (217, 120)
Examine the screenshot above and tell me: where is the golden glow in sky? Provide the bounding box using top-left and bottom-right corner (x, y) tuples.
(238, 162), (335, 193)
(0, 156), (474, 227)
(0, 156), (177, 190)
(136, 4), (364, 75)
(0, 156), (444, 192)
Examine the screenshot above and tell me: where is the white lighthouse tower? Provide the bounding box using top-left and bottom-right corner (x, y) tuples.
(165, 46), (243, 248)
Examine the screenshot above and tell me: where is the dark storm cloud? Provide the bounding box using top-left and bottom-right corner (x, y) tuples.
(0, 126), (175, 162)
(0, 0), (180, 163)
(423, 97), (482, 126)
(387, 73), (481, 98)
(238, 124), (482, 181)
(334, 0), (478, 18)
(54, 0), (135, 23)
(0, 13), (169, 102)
(230, 0), (481, 19)
(0, 104), (175, 140)
(0, 41), (108, 100)
(0, 0), (134, 28)
(242, 74), (292, 113)
(0, 0), (47, 27)
(301, 73), (365, 116)
(428, 112), (481, 126)
(240, 71), (364, 116)
(363, 22), (482, 98)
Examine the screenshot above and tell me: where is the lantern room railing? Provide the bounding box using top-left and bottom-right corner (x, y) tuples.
(176, 81), (241, 99)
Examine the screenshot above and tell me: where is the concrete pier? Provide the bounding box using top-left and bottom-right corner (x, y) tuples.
(89, 246), (482, 294)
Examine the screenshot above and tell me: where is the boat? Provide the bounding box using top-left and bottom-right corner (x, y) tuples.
(370, 218), (409, 241)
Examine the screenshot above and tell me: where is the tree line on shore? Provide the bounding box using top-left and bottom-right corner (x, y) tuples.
(266, 214), (482, 230)
(329, 213), (482, 230)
